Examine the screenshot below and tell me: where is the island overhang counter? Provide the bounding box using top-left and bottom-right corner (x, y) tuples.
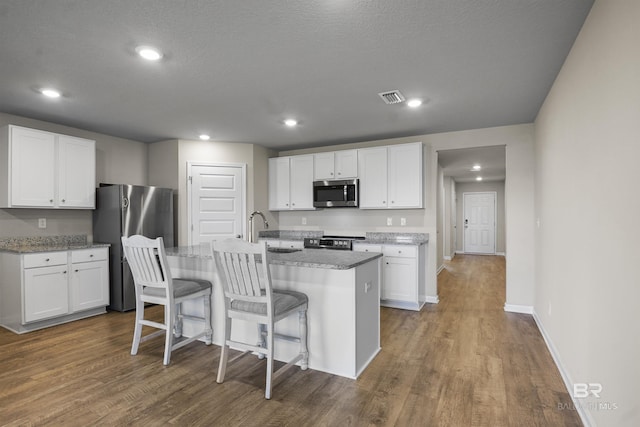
(165, 245), (382, 379)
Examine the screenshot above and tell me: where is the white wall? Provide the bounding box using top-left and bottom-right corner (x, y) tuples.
(442, 176), (455, 259)
(0, 112), (147, 239)
(534, 1), (640, 426)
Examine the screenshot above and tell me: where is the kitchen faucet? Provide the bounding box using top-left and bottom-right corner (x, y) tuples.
(248, 210), (269, 242)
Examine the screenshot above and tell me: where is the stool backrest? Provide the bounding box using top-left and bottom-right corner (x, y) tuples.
(121, 235), (171, 296)
(212, 238), (272, 304)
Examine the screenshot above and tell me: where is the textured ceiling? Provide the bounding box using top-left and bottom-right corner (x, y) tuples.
(0, 1), (593, 150)
(438, 146), (506, 182)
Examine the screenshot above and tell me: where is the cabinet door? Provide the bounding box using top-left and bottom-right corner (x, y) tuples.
(70, 260), (109, 312)
(313, 152), (335, 180)
(387, 143), (423, 208)
(58, 135), (96, 208)
(10, 126), (56, 207)
(382, 256), (417, 302)
(289, 155), (315, 210)
(358, 147), (388, 209)
(23, 265), (69, 322)
(335, 149), (358, 179)
(268, 157), (291, 210)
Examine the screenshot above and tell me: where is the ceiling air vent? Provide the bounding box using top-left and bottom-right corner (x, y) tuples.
(378, 90), (405, 105)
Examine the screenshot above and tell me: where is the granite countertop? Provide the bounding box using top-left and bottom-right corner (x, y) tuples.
(257, 230), (429, 246)
(258, 230), (323, 241)
(359, 232), (429, 246)
(0, 235), (110, 254)
(166, 245), (382, 270)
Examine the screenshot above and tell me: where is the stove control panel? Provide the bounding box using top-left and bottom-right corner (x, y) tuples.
(303, 238), (353, 250)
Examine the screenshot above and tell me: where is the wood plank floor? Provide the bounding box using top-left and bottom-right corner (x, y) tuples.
(0, 255), (582, 426)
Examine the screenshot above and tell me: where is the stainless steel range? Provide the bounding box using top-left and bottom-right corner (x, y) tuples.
(303, 235), (364, 250)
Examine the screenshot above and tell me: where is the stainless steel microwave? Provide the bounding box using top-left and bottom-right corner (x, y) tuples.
(313, 179), (359, 208)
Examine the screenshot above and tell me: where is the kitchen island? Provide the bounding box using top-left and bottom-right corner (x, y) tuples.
(165, 245), (382, 379)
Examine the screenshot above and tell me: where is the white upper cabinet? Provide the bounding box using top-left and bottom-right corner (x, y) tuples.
(358, 142), (423, 209)
(314, 149), (358, 180)
(289, 155), (315, 209)
(58, 135), (96, 208)
(0, 125), (96, 209)
(268, 155), (315, 211)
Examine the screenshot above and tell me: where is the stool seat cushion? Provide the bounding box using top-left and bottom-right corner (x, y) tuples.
(231, 289), (307, 316)
(143, 278), (212, 298)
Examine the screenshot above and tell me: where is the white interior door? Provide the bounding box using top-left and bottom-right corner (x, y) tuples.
(463, 192), (496, 254)
(189, 164), (246, 246)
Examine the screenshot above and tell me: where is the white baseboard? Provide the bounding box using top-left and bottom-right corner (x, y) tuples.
(444, 255), (452, 261)
(503, 304), (533, 314)
(496, 251), (506, 257)
(424, 295), (439, 304)
(532, 311), (593, 427)
(437, 264), (445, 275)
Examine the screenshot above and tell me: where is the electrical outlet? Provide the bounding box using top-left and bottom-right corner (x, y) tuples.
(38, 218), (46, 229)
(302, 217), (307, 225)
(387, 217), (393, 226)
(401, 218), (406, 226)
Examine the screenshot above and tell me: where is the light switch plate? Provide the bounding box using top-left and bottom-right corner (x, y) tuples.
(387, 217), (392, 226)
(401, 218), (406, 226)
(38, 218), (46, 229)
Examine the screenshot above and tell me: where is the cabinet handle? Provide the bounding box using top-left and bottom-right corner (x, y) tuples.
(75, 269), (79, 272)
(49, 199), (53, 203)
(382, 201), (386, 204)
(61, 199), (66, 203)
(62, 271), (67, 274)
(45, 258), (50, 262)
(391, 201), (395, 204)
(89, 254), (94, 257)
(337, 172), (341, 175)
(330, 172), (334, 176)
(292, 202), (295, 206)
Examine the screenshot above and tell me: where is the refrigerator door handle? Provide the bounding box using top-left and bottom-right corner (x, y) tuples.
(122, 197), (129, 209)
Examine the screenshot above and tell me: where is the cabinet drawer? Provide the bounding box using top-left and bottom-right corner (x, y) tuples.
(71, 248), (108, 263)
(23, 252), (67, 268)
(382, 245), (417, 258)
(353, 244), (382, 253)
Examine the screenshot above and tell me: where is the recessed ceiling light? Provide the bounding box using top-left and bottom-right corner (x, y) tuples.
(136, 45), (163, 61)
(41, 88), (61, 98)
(407, 99), (422, 108)
(476, 176), (483, 181)
(199, 134), (210, 141)
(472, 164), (481, 171)
(284, 119), (298, 127)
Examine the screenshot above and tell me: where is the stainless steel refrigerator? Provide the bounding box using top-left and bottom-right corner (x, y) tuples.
(93, 184), (174, 312)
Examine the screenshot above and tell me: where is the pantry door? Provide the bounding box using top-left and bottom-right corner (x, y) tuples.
(463, 192), (496, 254)
(188, 163), (246, 246)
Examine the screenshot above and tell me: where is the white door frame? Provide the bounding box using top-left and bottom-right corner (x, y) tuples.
(462, 191), (497, 255)
(186, 162), (247, 246)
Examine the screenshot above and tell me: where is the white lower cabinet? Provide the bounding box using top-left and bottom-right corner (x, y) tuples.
(24, 263), (69, 323)
(70, 249), (109, 312)
(353, 243), (425, 311)
(0, 247), (109, 333)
